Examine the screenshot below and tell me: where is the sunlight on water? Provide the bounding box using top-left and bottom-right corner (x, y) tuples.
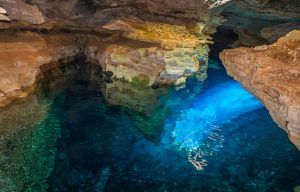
(0, 63), (299, 192)
(162, 80), (263, 170)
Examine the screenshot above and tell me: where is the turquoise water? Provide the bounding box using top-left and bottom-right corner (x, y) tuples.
(0, 62), (299, 192)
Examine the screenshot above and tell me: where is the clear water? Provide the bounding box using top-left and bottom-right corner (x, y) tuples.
(0, 62), (299, 192)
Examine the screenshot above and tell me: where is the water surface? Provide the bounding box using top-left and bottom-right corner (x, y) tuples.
(0, 62), (299, 192)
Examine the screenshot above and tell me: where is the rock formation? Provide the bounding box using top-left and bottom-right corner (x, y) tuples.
(0, 31), (84, 107)
(220, 0), (300, 46)
(0, 0), (229, 107)
(220, 30), (300, 149)
(0, 6), (9, 21)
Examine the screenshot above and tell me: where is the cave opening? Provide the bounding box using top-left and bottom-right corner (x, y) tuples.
(207, 27), (238, 72)
(209, 27), (238, 59)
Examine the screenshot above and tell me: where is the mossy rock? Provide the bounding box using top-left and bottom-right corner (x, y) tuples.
(294, 186), (300, 192)
(131, 75), (151, 88)
(128, 106), (171, 144)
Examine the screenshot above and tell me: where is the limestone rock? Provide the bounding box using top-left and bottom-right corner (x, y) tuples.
(220, 30), (300, 149)
(0, 0), (224, 32)
(261, 22), (300, 43)
(0, 7), (7, 14)
(0, 31), (82, 107)
(103, 17), (212, 49)
(221, 0), (300, 46)
(0, 0), (45, 24)
(0, 14), (10, 21)
(94, 44), (166, 85)
(0, 7), (9, 21)
(0, 0), (226, 87)
(0, 30), (206, 107)
(85, 35), (209, 85)
(99, 17), (212, 85)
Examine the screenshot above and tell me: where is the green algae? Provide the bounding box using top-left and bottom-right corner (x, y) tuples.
(0, 97), (61, 192)
(127, 104), (171, 143)
(0, 61), (76, 192)
(131, 75), (151, 88)
(295, 186), (300, 192)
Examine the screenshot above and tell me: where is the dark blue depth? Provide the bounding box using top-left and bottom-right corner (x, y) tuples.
(0, 61), (299, 192)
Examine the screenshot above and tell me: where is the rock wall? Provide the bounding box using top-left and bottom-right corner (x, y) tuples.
(220, 0), (300, 47)
(0, 0), (230, 110)
(0, 0), (227, 90)
(220, 30), (300, 149)
(0, 28), (208, 107)
(0, 0), (298, 87)
(0, 31), (84, 107)
(0, 0), (224, 29)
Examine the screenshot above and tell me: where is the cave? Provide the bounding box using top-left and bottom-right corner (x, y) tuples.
(0, 1), (299, 192)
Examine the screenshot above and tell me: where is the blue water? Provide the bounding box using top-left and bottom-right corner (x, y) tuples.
(162, 73), (263, 170)
(0, 62), (299, 192)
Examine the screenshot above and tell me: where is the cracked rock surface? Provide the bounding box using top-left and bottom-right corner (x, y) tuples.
(220, 30), (300, 149)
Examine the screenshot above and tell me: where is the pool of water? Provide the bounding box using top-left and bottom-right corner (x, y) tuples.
(0, 62), (299, 192)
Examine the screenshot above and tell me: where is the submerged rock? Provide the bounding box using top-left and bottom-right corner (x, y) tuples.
(102, 80), (169, 142)
(295, 185), (300, 192)
(220, 30), (300, 149)
(0, 91), (60, 192)
(94, 167), (111, 192)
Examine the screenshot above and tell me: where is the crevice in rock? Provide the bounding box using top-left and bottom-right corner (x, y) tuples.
(209, 27), (238, 58)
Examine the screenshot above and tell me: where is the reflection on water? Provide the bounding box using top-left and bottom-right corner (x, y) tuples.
(102, 80), (169, 142)
(0, 61), (299, 192)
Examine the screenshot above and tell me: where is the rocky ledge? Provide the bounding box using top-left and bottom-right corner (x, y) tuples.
(0, 29), (208, 107)
(0, 31), (87, 107)
(0, 0), (227, 107)
(220, 30), (300, 149)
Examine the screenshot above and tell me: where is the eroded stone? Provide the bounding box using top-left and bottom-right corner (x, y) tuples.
(220, 30), (300, 149)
